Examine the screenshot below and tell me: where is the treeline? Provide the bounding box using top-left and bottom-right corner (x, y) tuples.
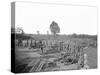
(70, 34), (97, 41)
(15, 33), (97, 41)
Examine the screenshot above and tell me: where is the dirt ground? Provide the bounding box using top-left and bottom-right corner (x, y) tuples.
(84, 47), (97, 68)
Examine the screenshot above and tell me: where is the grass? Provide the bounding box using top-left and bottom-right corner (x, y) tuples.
(84, 47), (97, 68)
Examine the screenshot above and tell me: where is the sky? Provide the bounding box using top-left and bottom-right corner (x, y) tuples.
(15, 2), (97, 35)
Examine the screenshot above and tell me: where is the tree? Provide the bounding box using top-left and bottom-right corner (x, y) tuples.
(50, 21), (60, 39)
(16, 27), (24, 34)
(37, 30), (40, 35)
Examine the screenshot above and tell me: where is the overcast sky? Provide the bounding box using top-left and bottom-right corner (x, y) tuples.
(15, 2), (97, 35)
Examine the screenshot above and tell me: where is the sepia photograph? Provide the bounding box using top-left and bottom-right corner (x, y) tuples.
(11, 2), (97, 73)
